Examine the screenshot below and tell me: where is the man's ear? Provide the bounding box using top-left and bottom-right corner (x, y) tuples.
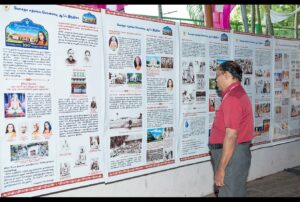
(223, 71), (230, 79)
(224, 71), (233, 80)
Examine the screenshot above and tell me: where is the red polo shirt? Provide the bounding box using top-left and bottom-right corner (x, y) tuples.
(209, 82), (254, 144)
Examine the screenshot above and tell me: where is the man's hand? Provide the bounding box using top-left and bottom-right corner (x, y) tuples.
(214, 128), (238, 187)
(215, 168), (225, 187)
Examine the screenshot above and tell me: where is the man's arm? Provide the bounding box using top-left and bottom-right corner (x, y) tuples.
(214, 128), (238, 187)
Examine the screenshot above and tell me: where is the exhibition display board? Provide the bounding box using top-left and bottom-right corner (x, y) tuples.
(0, 5), (105, 197)
(272, 37), (300, 144)
(0, 5), (299, 197)
(102, 10), (179, 182)
(231, 32), (273, 149)
(177, 23), (231, 165)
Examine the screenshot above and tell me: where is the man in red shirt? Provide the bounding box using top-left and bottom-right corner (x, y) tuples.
(209, 61), (254, 197)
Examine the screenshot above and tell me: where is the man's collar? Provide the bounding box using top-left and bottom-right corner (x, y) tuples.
(222, 81), (240, 97)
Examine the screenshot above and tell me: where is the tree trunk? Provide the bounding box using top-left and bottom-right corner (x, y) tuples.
(294, 5), (299, 38)
(158, 5), (163, 19)
(251, 5), (256, 33)
(264, 5), (274, 36)
(256, 5), (263, 34)
(204, 4), (213, 28)
(240, 5), (249, 32)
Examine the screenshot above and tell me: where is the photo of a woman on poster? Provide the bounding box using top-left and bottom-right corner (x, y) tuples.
(6, 123), (16, 139)
(36, 31), (48, 46)
(43, 121), (52, 137)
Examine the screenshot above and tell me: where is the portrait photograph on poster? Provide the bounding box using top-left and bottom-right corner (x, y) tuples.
(5, 123), (17, 140)
(133, 56), (142, 71)
(109, 35), (119, 51)
(66, 48), (77, 64)
(83, 50), (92, 66)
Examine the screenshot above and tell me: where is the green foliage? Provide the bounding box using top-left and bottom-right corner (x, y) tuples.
(272, 4), (295, 27)
(230, 5), (299, 38)
(231, 5), (263, 31)
(187, 4), (299, 38)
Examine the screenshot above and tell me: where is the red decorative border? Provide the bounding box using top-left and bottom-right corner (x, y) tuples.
(233, 31), (272, 38)
(106, 10), (175, 25)
(180, 22), (230, 32)
(108, 160), (175, 176)
(252, 140), (271, 146)
(273, 135), (300, 142)
(1, 174), (103, 197)
(59, 4), (101, 12)
(180, 153), (210, 161)
(274, 36), (300, 41)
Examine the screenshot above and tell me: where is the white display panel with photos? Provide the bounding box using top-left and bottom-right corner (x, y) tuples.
(0, 4), (299, 197)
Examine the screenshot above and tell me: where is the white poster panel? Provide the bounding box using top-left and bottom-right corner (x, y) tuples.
(251, 35), (273, 149)
(0, 5), (105, 197)
(178, 23), (220, 165)
(51, 5), (106, 193)
(206, 29), (231, 138)
(206, 28), (231, 160)
(231, 33), (273, 149)
(231, 32), (272, 149)
(272, 38), (300, 145)
(289, 40), (300, 141)
(231, 33), (256, 105)
(102, 10), (179, 182)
